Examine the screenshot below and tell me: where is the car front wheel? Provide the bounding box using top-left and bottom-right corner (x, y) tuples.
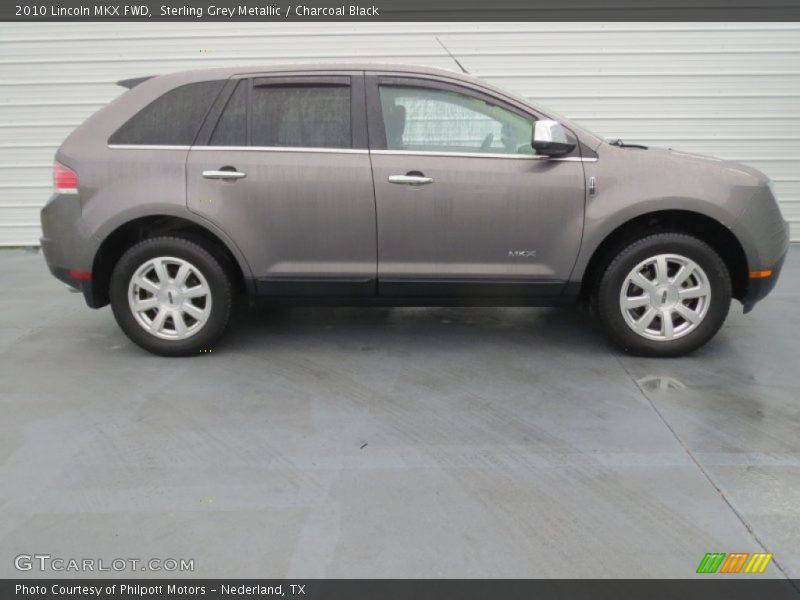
(110, 237), (233, 356)
(596, 233), (732, 357)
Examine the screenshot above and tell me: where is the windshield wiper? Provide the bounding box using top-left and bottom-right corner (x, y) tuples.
(610, 138), (648, 150)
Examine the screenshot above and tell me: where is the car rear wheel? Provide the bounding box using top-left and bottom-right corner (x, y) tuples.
(110, 237), (232, 356)
(596, 233), (731, 357)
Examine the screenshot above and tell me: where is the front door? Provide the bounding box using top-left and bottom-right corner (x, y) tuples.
(187, 73), (376, 296)
(367, 75), (586, 298)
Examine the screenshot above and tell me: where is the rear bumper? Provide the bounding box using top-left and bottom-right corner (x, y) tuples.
(41, 253), (98, 307)
(40, 192), (100, 307)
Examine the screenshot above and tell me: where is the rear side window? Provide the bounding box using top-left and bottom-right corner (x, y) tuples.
(206, 79), (353, 149)
(109, 80), (224, 146)
(250, 84), (351, 148)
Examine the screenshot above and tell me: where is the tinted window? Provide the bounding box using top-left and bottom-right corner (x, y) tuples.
(250, 84), (351, 148)
(210, 80), (247, 146)
(109, 80), (224, 146)
(379, 85), (534, 155)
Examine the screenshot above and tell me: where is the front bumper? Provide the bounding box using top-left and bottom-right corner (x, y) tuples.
(741, 220), (790, 313)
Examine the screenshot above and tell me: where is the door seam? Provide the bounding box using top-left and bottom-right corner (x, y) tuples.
(363, 72), (380, 294)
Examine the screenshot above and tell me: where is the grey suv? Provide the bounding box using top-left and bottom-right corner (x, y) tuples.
(41, 64), (789, 357)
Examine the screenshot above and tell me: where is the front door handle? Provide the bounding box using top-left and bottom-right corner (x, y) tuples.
(203, 169), (246, 180)
(388, 174), (433, 186)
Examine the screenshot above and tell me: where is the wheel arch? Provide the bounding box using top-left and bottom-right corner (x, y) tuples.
(578, 209), (749, 302)
(88, 213), (253, 308)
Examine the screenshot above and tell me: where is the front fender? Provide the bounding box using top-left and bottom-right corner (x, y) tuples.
(570, 144), (783, 281)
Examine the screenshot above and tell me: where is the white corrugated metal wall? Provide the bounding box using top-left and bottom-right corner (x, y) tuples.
(1, 22), (799, 245)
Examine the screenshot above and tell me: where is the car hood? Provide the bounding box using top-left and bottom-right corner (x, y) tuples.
(608, 144), (769, 186)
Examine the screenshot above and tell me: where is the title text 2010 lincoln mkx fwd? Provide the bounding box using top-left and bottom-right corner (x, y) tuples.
(41, 65), (789, 357)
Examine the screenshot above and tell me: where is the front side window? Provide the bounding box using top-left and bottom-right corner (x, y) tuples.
(251, 83), (351, 148)
(379, 85), (534, 155)
(109, 80), (224, 146)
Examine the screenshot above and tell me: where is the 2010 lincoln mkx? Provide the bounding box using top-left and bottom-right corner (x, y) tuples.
(40, 64), (790, 356)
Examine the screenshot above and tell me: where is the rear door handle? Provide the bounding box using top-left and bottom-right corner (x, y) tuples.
(388, 174), (433, 186)
(203, 169), (246, 180)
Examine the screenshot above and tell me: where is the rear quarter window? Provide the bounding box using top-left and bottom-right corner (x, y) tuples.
(209, 80), (247, 146)
(109, 80), (224, 146)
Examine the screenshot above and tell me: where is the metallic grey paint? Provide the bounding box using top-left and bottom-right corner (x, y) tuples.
(572, 144), (790, 280)
(41, 63), (789, 312)
(370, 152), (585, 285)
(187, 147), (377, 283)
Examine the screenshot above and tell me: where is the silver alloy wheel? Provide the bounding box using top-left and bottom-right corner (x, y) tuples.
(127, 256), (212, 340)
(619, 253), (711, 342)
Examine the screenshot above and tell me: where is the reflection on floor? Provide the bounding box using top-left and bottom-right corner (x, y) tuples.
(0, 246), (798, 578)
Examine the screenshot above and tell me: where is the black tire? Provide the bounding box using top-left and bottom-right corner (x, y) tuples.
(595, 233), (731, 357)
(110, 236), (233, 356)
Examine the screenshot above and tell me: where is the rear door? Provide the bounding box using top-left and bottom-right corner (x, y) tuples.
(187, 72), (376, 296)
(366, 74), (586, 298)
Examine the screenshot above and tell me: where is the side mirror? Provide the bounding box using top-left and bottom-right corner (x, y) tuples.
(532, 120), (577, 157)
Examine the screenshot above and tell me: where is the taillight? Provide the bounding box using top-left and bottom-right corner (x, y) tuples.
(54, 162), (78, 194)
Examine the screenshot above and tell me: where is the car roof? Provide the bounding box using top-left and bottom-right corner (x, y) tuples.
(157, 62), (474, 83)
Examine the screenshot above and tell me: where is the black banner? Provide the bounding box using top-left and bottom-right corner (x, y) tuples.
(4, 579), (800, 600)
(4, 0), (800, 21)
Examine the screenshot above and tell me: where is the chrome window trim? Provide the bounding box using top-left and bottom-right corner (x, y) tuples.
(192, 146), (368, 154)
(107, 144), (367, 154)
(552, 156), (598, 162)
(544, 156), (597, 162)
(106, 144), (595, 161)
(370, 149), (596, 162)
(108, 144), (192, 150)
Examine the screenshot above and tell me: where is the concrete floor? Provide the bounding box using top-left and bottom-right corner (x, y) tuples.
(0, 247), (798, 579)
